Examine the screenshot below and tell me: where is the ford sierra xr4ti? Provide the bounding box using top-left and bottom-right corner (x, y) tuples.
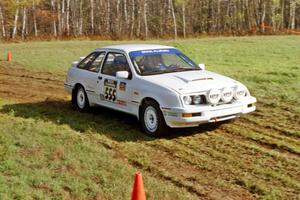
(65, 44), (256, 136)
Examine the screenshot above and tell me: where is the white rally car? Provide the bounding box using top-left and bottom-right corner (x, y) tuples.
(65, 44), (256, 136)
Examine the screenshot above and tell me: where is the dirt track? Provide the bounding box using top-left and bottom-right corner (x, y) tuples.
(0, 64), (299, 199)
(0, 64), (68, 102)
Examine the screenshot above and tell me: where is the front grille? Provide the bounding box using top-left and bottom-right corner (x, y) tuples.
(192, 112), (202, 117)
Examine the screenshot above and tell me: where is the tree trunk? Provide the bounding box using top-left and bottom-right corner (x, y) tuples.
(61, 0), (65, 33)
(57, 1), (62, 35)
(106, 0), (110, 33)
(143, 0), (148, 39)
(281, 0), (285, 29)
(90, 0), (94, 34)
(116, 0), (120, 34)
(51, 0), (57, 37)
(260, 1), (266, 32)
(12, 2), (19, 39)
(216, 0), (221, 33)
(289, 0), (296, 30)
(124, 0), (128, 28)
(0, 5), (6, 37)
(182, 2), (186, 38)
(137, 2), (141, 37)
(21, 7), (27, 39)
(130, 0), (135, 38)
(79, 0), (83, 35)
(66, 0), (70, 35)
(170, 0), (177, 38)
(32, 0), (38, 37)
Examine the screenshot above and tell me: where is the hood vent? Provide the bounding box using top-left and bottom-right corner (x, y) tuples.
(174, 75), (214, 83)
(191, 77), (213, 81)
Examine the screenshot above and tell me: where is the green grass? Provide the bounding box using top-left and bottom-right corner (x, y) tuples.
(0, 100), (198, 200)
(0, 36), (299, 199)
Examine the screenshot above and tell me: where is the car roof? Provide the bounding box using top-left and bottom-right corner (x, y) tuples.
(95, 44), (175, 53)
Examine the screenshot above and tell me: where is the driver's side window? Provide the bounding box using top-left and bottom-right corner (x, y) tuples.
(101, 52), (131, 77)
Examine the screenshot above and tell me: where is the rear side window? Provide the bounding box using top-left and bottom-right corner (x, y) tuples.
(77, 52), (105, 72)
(101, 52), (131, 76)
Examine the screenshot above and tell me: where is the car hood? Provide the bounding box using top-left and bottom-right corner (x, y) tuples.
(142, 70), (239, 94)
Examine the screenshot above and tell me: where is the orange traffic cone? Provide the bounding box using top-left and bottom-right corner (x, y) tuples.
(7, 51), (12, 62)
(131, 172), (146, 200)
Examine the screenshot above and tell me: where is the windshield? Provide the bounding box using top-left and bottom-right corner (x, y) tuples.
(129, 49), (200, 75)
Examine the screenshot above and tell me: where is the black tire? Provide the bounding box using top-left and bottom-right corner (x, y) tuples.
(140, 100), (168, 137)
(73, 85), (90, 112)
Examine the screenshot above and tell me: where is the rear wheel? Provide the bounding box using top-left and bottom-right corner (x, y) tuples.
(140, 100), (168, 137)
(73, 86), (90, 112)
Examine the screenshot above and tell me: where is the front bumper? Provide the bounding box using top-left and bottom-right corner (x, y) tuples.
(64, 82), (73, 94)
(161, 97), (256, 128)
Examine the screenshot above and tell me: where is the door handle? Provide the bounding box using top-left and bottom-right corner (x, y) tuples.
(98, 76), (102, 80)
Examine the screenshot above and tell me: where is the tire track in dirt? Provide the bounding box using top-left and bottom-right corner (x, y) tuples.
(0, 65), (68, 102)
(240, 117), (300, 139)
(97, 131), (258, 200)
(147, 137), (300, 195)
(220, 124), (300, 156)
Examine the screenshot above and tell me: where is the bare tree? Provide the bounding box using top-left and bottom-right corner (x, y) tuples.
(32, 0), (38, 37)
(79, 0), (83, 35)
(0, 5), (6, 37)
(289, 0), (296, 30)
(181, 1), (186, 38)
(66, 0), (70, 35)
(12, 1), (20, 39)
(21, 7), (27, 39)
(130, 0), (135, 38)
(50, 0), (57, 37)
(90, 0), (94, 34)
(168, 0), (177, 38)
(143, 0), (148, 39)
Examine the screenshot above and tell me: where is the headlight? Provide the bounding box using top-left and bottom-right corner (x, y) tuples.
(193, 95), (201, 104)
(221, 87), (234, 103)
(183, 96), (192, 105)
(234, 86), (246, 100)
(207, 89), (221, 105)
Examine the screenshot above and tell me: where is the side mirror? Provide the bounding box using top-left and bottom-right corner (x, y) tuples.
(72, 61), (79, 67)
(198, 64), (205, 70)
(116, 71), (129, 79)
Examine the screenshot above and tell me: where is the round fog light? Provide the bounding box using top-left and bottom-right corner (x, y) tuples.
(207, 89), (221, 105)
(221, 87), (233, 103)
(234, 87), (246, 100)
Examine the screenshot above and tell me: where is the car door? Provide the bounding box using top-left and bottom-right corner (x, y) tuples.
(76, 51), (106, 104)
(97, 51), (133, 113)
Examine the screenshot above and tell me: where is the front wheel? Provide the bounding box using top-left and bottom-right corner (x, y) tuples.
(140, 100), (168, 137)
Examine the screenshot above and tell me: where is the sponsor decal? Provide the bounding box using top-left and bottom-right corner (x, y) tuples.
(104, 79), (117, 102)
(119, 82), (126, 91)
(129, 48), (181, 57)
(117, 100), (127, 106)
(141, 49), (170, 54)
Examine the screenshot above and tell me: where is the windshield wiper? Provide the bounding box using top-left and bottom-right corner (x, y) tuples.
(142, 70), (165, 75)
(141, 68), (199, 75)
(165, 68), (199, 72)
